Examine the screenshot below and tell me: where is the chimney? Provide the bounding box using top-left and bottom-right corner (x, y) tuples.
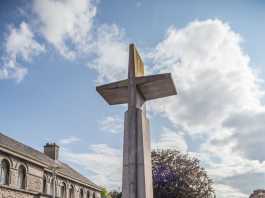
(44, 143), (59, 160)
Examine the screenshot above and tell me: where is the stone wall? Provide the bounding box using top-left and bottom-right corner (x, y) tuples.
(0, 151), (44, 193)
(27, 163), (43, 192)
(27, 174), (43, 192)
(0, 185), (38, 198)
(0, 150), (101, 198)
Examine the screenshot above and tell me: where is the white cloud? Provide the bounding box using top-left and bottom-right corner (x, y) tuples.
(88, 24), (128, 84)
(148, 19), (265, 196)
(149, 19), (264, 134)
(6, 22), (45, 61)
(223, 111), (265, 161)
(42, 18), (265, 197)
(0, 61), (28, 83)
(1, 1), (128, 83)
(32, 1), (128, 83)
(33, 0), (96, 59)
(1, 7), (265, 197)
(59, 136), (80, 145)
(152, 127), (188, 152)
(99, 116), (123, 134)
(214, 184), (248, 198)
(85, 19), (265, 196)
(0, 22), (45, 82)
(61, 144), (122, 189)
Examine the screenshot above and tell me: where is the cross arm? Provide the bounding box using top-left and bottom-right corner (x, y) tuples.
(96, 73), (177, 105)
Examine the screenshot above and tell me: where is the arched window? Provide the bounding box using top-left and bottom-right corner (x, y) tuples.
(79, 188), (84, 198)
(60, 183), (66, 198)
(69, 185), (75, 198)
(17, 165), (26, 189)
(43, 176), (47, 194)
(0, 159), (10, 185)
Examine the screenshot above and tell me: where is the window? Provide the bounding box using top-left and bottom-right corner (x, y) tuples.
(79, 188), (84, 198)
(43, 176), (47, 194)
(61, 183), (66, 198)
(17, 165), (26, 189)
(93, 192), (96, 198)
(0, 159), (10, 185)
(69, 185), (75, 198)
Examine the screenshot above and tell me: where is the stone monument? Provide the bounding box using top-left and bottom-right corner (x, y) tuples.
(96, 44), (177, 198)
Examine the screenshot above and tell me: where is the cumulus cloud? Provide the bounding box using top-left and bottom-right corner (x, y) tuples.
(6, 22), (45, 61)
(1, 1), (128, 83)
(32, 0), (96, 59)
(32, 0), (128, 82)
(2, 3), (265, 196)
(152, 127), (188, 152)
(84, 19), (265, 196)
(149, 19), (263, 134)
(0, 61), (28, 83)
(222, 111), (265, 161)
(0, 22), (45, 82)
(214, 184), (248, 198)
(99, 116), (123, 134)
(61, 144), (122, 189)
(147, 19), (265, 196)
(88, 24), (128, 84)
(220, 172), (265, 195)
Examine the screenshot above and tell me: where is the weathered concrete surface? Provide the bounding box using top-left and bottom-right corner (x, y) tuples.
(96, 73), (176, 105)
(122, 109), (153, 198)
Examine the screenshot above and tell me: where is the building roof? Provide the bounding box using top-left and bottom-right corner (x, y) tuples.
(0, 132), (101, 190)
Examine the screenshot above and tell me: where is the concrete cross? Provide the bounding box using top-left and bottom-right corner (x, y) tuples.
(96, 44), (177, 198)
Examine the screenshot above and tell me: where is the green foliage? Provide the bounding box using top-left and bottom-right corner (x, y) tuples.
(101, 188), (112, 198)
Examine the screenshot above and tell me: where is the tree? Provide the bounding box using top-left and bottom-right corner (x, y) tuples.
(101, 188), (112, 198)
(152, 150), (215, 198)
(109, 190), (122, 198)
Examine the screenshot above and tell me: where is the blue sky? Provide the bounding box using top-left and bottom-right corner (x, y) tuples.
(1, 1), (265, 197)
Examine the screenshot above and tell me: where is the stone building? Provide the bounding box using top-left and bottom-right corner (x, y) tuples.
(250, 189), (265, 198)
(0, 132), (102, 198)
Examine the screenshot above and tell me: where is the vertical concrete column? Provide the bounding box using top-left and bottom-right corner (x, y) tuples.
(122, 109), (153, 198)
(136, 109), (153, 198)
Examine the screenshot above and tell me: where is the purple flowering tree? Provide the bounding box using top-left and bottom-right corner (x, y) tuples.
(152, 150), (215, 198)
